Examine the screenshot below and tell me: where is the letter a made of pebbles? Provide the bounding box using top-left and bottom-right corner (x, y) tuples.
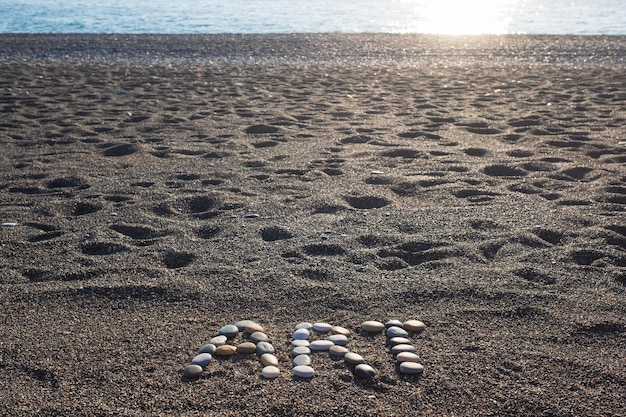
(361, 321), (385, 333)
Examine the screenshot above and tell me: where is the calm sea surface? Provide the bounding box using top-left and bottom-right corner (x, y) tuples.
(1, 0), (625, 35)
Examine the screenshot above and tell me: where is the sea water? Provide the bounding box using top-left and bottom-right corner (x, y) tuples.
(0, 0), (624, 35)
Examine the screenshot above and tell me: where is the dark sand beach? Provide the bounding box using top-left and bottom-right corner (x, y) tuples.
(1, 34), (625, 416)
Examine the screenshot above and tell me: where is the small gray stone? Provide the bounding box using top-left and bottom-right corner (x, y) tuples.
(292, 354), (312, 367)
(198, 343), (217, 355)
(291, 339), (310, 348)
(389, 337), (411, 346)
(313, 322), (332, 333)
(293, 328), (310, 340)
(250, 331), (269, 343)
(256, 341), (275, 355)
(391, 344), (417, 354)
(310, 340), (334, 351)
(292, 365), (315, 378)
(261, 365), (280, 379)
(385, 320), (404, 328)
(183, 364), (203, 379)
(295, 322), (313, 330)
(219, 324), (240, 338)
(328, 334), (348, 346)
(386, 326), (409, 338)
(209, 335), (227, 346)
(399, 362), (424, 374)
(344, 352), (365, 365)
(354, 364), (376, 379)
(191, 353), (212, 368)
(292, 346), (311, 356)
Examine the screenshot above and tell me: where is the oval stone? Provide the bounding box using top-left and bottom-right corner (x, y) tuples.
(183, 364), (203, 379)
(354, 364), (376, 379)
(292, 354), (312, 367)
(389, 337), (411, 346)
(331, 326), (351, 336)
(404, 320), (426, 332)
(313, 322), (332, 333)
(261, 365), (280, 379)
(329, 345), (349, 358)
(237, 342), (257, 354)
(310, 340), (334, 351)
(250, 331), (269, 343)
(291, 339), (310, 348)
(292, 365), (315, 378)
(396, 352), (420, 363)
(385, 320), (404, 328)
(215, 345), (237, 356)
(386, 326), (409, 338)
(295, 322), (313, 330)
(328, 334), (348, 346)
(399, 362), (424, 374)
(292, 346), (311, 356)
(198, 343), (217, 355)
(191, 353), (212, 368)
(256, 341), (275, 355)
(391, 344), (417, 354)
(361, 321), (385, 333)
(219, 324), (240, 338)
(293, 328), (310, 340)
(344, 352), (365, 365)
(234, 320), (253, 331)
(209, 335), (227, 346)
(261, 353), (279, 367)
(244, 322), (265, 334)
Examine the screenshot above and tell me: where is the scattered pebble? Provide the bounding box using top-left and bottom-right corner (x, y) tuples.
(354, 364), (377, 379)
(313, 322), (332, 333)
(361, 321), (385, 333)
(399, 362), (424, 375)
(292, 354), (312, 367)
(292, 365), (315, 378)
(310, 340), (334, 351)
(244, 213), (260, 219)
(404, 320), (426, 332)
(1, 222), (18, 228)
(261, 365), (280, 379)
(183, 364), (203, 379)
(191, 353), (213, 368)
(165, 247), (177, 255)
(215, 345), (237, 356)
(261, 353), (279, 367)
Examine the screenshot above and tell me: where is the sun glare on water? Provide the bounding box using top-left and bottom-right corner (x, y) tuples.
(417, 0), (520, 35)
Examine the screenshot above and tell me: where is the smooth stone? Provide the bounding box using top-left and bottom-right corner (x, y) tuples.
(386, 326), (409, 338)
(313, 322), (332, 333)
(361, 321), (385, 333)
(219, 324), (240, 338)
(292, 354), (312, 367)
(399, 362), (424, 374)
(293, 328), (310, 340)
(344, 352), (365, 365)
(256, 341), (275, 355)
(331, 326), (351, 336)
(291, 339), (310, 348)
(198, 343), (217, 355)
(328, 334), (348, 346)
(183, 364), (203, 379)
(310, 340), (334, 351)
(237, 342), (257, 354)
(244, 322), (264, 334)
(295, 322), (313, 330)
(385, 320), (404, 329)
(329, 345), (349, 358)
(292, 346), (311, 356)
(391, 344), (417, 354)
(389, 337), (412, 346)
(209, 335), (227, 346)
(354, 364), (377, 379)
(1, 222), (18, 228)
(191, 353), (212, 368)
(234, 320), (253, 331)
(261, 366), (280, 379)
(396, 352), (421, 363)
(250, 331), (269, 343)
(215, 345), (237, 356)
(292, 365), (315, 378)
(404, 320), (426, 332)
(260, 353), (279, 367)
